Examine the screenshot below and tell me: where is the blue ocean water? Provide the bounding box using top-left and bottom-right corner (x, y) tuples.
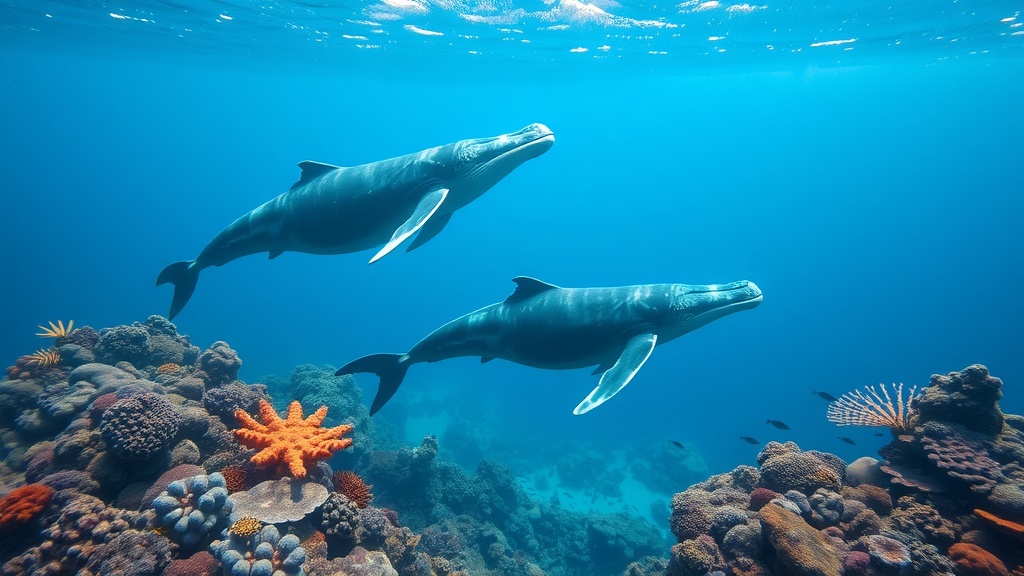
(2, 0), (1023, 528)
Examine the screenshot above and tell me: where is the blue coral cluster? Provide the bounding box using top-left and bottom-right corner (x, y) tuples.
(152, 472), (233, 545)
(209, 524), (306, 576)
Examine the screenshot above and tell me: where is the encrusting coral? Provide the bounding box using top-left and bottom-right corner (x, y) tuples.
(233, 399), (353, 478)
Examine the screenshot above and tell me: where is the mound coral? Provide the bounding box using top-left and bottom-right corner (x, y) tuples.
(209, 524), (306, 576)
(317, 493), (361, 541)
(100, 392), (182, 460)
(948, 543), (1010, 576)
(757, 441), (846, 495)
(233, 399), (353, 478)
(151, 472), (233, 545)
(759, 502), (843, 576)
(0, 483), (54, 532)
(334, 470), (374, 508)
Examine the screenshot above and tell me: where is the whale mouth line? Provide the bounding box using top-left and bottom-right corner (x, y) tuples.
(488, 132), (555, 165)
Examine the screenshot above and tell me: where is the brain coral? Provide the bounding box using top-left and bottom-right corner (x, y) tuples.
(100, 392), (182, 460)
(202, 383), (269, 423)
(151, 472), (232, 545)
(670, 489), (714, 542)
(96, 325), (151, 366)
(757, 442), (846, 495)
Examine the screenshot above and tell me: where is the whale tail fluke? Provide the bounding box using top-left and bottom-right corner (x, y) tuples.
(157, 260), (200, 320)
(336, 353), (409, 415)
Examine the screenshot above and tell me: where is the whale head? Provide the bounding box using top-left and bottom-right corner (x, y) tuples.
(660, 280), (763, 340)
(447, 123), (554, 199)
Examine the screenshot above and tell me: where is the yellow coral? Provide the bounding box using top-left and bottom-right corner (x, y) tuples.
(156, 363), (181, 374)
(230, 516), (262, 537)
(36, 320), (74, 338)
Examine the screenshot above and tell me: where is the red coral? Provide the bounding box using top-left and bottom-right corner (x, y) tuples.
(220, 465), (247, 493)
(333, 470), (373, 508)
(0, 483), (54, 532)
(164, 551), (219, 576)
(948, 543), (1010, 576)
(749, 487), (781, 511)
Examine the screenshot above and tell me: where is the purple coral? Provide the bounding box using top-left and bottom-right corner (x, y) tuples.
(202, 383), (269, 423)
(82, 529), (175, 576)
(99, 392), (182, 461)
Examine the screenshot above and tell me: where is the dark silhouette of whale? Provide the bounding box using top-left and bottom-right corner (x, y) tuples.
(337, 277), (763, 415)
(158, 124), (555, 319)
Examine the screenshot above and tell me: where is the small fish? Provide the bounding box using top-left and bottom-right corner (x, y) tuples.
(562, 492), (574, 499)
(766, 419), (790, 430)
(739, 436), (760, 444)
(874, 432), (885, 437)
(669, 440), (687, 450)
(838, 436), (857, 445)
(812, 390), (838, 401)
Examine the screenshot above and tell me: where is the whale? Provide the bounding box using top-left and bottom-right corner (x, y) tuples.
(337, 277), (763, 415)
(157, 123), (555, 319)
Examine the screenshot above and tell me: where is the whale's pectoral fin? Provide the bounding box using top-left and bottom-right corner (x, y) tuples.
(369, 188), (448, 264)
(406, 212), (452, 253)
(291, 160), (341, 190)
(573, 333), (658, 415)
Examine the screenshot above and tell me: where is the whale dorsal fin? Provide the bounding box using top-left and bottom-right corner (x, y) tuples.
(505, 277), (560, 304)
(574, 333), (658, 415)
(291, 161), (341, 190)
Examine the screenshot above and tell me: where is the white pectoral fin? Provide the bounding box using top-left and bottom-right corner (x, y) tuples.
(573, 333), (658, 415)
(369, 188), (448, 264)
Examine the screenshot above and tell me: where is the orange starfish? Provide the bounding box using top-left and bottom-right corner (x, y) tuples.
(233, 400), (353, 479)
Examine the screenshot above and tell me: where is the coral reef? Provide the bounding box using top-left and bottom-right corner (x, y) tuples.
(233, 400), (354, 478)
(6, 317), (1021, 576)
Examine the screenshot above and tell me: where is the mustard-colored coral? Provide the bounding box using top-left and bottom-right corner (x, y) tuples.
(230, 515), (262, 537)
(156, 362), (181, 374)
(26, 349), (61, 366)
(36, 320), (74, 339)
(233, 400), (354, 479)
